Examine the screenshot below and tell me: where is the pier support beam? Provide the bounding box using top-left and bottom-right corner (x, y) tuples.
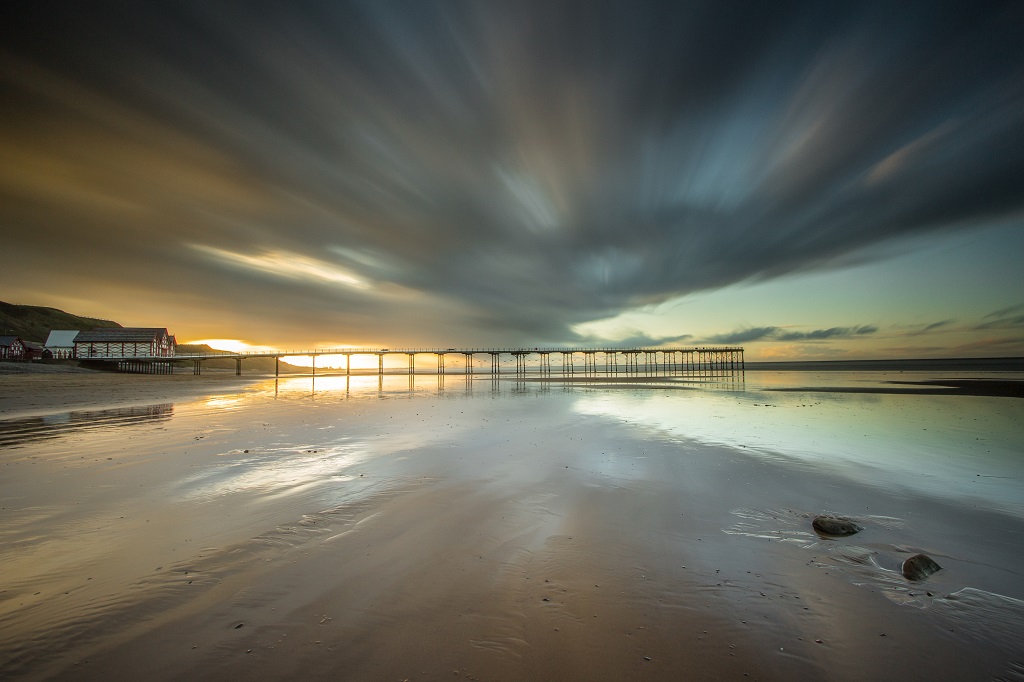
(235, 358), (242, 376)
(539, 352), (551, 375)
(622, 352), (638, 373)
(513, 352), (527, 374)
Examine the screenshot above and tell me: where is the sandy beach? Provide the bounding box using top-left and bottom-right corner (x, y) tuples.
(2, 369), (1023, 680)
(0, 365), (270, 419)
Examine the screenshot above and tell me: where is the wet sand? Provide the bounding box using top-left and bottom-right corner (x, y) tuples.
(0, 367), (266, 418)
(2, 372), (1023, 680)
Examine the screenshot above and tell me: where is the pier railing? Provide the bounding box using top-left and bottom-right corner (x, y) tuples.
(82, 346), (745, 377)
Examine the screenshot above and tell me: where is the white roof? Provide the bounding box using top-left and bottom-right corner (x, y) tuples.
(45, 330), (80, 348)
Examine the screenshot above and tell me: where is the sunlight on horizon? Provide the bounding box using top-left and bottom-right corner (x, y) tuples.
(186, 338), (276, 353)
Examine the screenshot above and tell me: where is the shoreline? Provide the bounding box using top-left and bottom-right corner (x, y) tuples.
(4, 368), (1023, 423)
(766, 377), (1024, 398)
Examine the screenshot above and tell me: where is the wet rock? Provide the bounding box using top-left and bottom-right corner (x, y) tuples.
(811, 515), (862, 537)
(902, 554), (942, 581)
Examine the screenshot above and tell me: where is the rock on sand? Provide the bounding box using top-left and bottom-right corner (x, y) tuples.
(902, 554), (942, 581)
(811, 514), (862, 537)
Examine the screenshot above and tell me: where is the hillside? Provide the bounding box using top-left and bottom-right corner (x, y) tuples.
(174, 343), (305, 374)
(0, 300), (121, 342)
(2, 302), (301, 374)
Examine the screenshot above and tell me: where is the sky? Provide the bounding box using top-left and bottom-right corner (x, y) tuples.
(1, 0), (1022, 360)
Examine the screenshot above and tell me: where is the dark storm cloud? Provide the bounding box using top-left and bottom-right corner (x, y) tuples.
(572, 332), (693, 349)
(1, 1), (1022, 343)
(706, 327), (780, 345)
(984, 304), (1024, 320)
(975, 315), (1024, 330)
(921, 320), (956, 333)
(708, 325), (878, 344)
(776, 325), (878, 341)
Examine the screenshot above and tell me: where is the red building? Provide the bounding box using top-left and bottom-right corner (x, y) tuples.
(74, 328), (176, 358)
(0, 336), (25, 360)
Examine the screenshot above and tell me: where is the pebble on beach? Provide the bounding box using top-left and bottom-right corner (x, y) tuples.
(811, 514), (862, 537)
(902, 554), (942, 581)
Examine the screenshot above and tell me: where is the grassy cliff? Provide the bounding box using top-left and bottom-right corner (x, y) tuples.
(0, 301), (302, 374)
(0, 300), (120, 343)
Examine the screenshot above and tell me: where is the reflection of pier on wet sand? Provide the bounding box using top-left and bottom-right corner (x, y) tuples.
(0, 403), (173, 447)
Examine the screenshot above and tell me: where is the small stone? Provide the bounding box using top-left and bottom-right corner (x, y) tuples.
(902, 554), (942, 581)
(812, 515), (862, 537)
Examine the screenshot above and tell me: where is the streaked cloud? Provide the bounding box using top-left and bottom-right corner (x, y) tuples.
(921, 319), (956, 333)
(191, 245), (370, 290)
(776, 326), (878, 341)
(983, 304), (1024, 320)
(975, 315), (1024, 331)
(706, 327), (781, 345)
(571, 331), (694, 349)
(0, 1), (1021, 351)
(708, 325), (878, 344)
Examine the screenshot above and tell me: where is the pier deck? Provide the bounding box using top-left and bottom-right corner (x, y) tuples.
(79, 347), (745, 377)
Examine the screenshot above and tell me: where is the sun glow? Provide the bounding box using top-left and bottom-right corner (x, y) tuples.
(187, 338), (276, 353)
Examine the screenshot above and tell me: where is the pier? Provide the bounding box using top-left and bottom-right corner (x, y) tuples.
(85, 346), (744, 377)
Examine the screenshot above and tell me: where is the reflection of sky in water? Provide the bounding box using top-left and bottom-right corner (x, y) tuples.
(574, 372), (1024, 516)
(200, 395), (246, 410)
(174, 443), (364, 502)
(7, 368), (1021, 669)
(233, 370), (1024, 517)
